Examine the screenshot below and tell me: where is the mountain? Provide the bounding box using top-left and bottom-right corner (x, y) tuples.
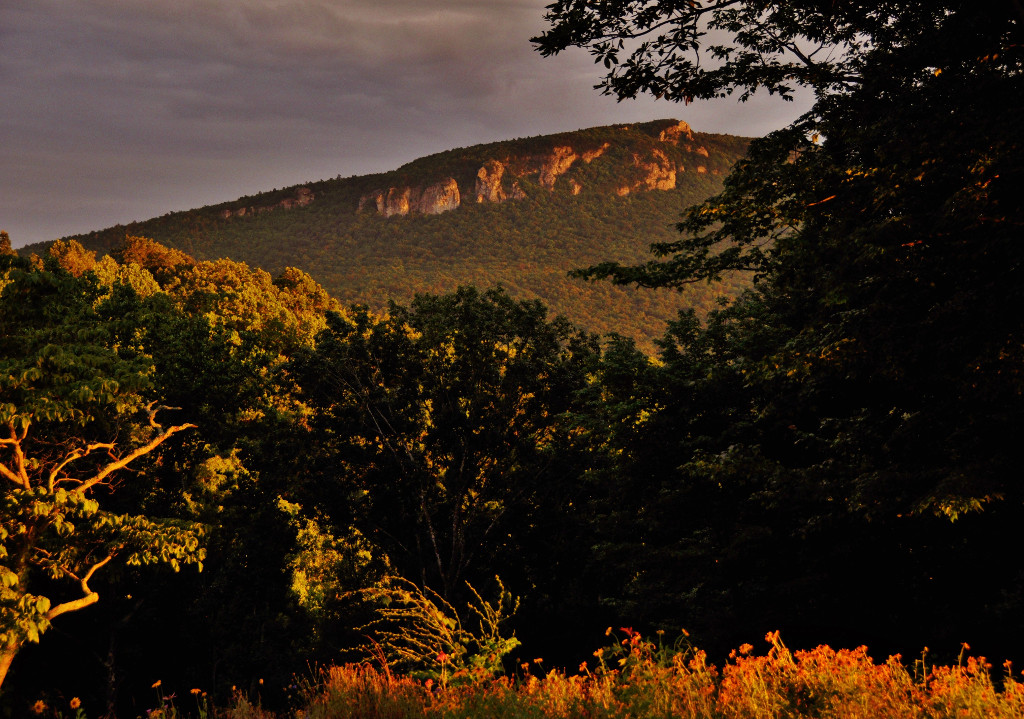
(46, 119), (751, 351)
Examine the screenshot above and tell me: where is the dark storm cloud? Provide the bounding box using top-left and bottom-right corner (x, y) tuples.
(1, 0), (811, 247)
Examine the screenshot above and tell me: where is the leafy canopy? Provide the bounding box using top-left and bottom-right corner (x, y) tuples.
(0, 256), (204, 689)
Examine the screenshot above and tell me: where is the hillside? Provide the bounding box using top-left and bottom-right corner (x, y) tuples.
(50, 119), (751, 350)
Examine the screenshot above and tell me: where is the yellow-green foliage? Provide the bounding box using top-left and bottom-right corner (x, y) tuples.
(45, 123), (752, 353)
(356, 576), (521, 684)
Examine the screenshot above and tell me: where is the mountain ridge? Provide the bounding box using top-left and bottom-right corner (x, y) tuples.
(28, 119), (752, 351)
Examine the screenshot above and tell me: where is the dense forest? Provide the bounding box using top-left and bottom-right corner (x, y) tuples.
(25, 121), (752, 354)
(2, 0), (1023, 716)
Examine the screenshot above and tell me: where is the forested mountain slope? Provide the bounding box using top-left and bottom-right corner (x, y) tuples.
(44, 119), (750, 350)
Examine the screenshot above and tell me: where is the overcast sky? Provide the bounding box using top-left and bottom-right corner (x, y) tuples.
(1, 0), (812, 247)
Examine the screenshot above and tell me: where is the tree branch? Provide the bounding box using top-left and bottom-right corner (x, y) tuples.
(45, 555), (113, 621)
(77, 417), (196, 494)
(0, 424), (31, 488)
(47, 442), (116, 491)
(0, 460), (27, 488)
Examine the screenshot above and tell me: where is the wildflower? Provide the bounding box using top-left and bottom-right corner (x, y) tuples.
(594, 648), (604, 658)
(32, 700), (47, 715)
(739, 643), (754, 656)
(152, 679), (162, 689)
(191, 688), (201, 695)
(533, 658), (543, 664)
(579, 661), (588, 672)
(437, 651), (449, 663)
(259, 678), (264, 685)
(425, 679), (434, 690)
(70, 697), (82, 709)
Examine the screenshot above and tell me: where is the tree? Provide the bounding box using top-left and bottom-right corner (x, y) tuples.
(0, 258), (204, 690)
(536, 0), (1024, 655)
(534, 1), (1023, 102)
(542, 0), (1024, 515)
(291, 287), (598, 600)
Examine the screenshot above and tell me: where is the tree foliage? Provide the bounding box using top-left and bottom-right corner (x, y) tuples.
(0, 256), (204, 690)
(548, 0), (1024, 513)
(536, 0), (1024, 657)
(290, 287), (598, 599)
(3, 2), (1023, 706)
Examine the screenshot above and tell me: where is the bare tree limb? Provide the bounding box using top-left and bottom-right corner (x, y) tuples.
(47, 442), (116, 491)
(46, 554), (113, 621)
(77, 420), (196, 494)
(0, 424), (31, 488)
(0, 460), (27, 488)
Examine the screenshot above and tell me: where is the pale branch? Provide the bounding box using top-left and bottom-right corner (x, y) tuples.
(144, 402), (185, 431)
(5, 422), (31, 486)
(47, 441), (116, 491)
(0, 460), (27, 489)
(76, 421), (197, 494)
(45, 555), (113, 621)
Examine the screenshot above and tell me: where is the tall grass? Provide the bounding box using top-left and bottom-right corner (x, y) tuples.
(299, 630), (1024, 719)
(33, 631), (1023, 717)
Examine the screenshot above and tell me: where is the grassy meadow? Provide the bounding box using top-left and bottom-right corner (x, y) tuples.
(35, 631), (1024, 719)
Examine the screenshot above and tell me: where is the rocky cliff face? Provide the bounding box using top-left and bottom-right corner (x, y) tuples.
(475, 160), (507, 203)
(358, 178), (462, 217)
(419, 178), (460, 215)
(582, 142), (611, 163)
(220, 187), (314, 219)
(658, 120), (694, 145)
(357, 119), (726, 218)
(538, 146), (579, 189)
(622, 148), (677, 195)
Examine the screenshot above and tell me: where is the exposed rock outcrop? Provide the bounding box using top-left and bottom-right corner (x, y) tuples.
(220, 187), (314, 219)
(419, 178), (460, 214)
(539, 146), (578, 189)
(356, 119), (720, 218)
(357, 191), (383, 213)
(359, 178), (461, 217)
(582, 143), (611, 163)
(280, 186), (314, 209)
(476, 160), (507, 203)
(618, 149), (677, 195)
(659, 120), (694, 145)
(385, 187), (411, 217)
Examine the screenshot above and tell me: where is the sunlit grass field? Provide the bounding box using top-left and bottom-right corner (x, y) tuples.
(70, 630), (1022, 719)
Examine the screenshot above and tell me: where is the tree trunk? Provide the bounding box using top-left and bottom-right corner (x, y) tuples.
(0, 642), (21, 693)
